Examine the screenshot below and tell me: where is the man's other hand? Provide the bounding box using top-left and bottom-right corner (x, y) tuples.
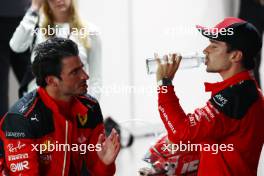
(97, 128), (121, 165)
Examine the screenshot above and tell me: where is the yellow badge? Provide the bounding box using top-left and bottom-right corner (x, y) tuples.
(77, 113), (88, 126)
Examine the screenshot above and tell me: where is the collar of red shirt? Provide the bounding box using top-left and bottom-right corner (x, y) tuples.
(204, 71), (255, 96)
(37, 87), (87, 118)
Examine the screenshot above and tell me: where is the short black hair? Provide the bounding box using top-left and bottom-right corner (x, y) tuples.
(226, 42), (256, 70)
(32, 37), (79, 87)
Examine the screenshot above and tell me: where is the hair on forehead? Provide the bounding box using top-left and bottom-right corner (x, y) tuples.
(32, 37), (79, 87)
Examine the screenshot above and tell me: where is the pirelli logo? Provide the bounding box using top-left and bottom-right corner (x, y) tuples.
(8, 153), (28, 161)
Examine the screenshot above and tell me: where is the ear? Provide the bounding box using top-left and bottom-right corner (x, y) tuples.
(45, 76), (60, 87)
(230, 50), (243, 63)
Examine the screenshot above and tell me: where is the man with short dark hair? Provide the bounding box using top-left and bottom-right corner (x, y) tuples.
(156, 17), (264, 175)
(0, 37), (120, 175)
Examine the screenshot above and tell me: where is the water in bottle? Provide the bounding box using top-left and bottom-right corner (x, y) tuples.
(146, 52), (205, 74)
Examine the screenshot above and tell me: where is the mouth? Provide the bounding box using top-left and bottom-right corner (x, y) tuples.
(80, 82), (88, 89)
(56, 3), (65, 8)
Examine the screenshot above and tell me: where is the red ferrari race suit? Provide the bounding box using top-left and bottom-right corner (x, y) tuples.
(158, 71), (264, 176)
(0, 87), (115, 176)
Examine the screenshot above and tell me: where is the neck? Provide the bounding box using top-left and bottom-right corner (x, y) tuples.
(45, 86), (72, 102)
(220, 66), (246, 80)
(53, 12), (70, 23)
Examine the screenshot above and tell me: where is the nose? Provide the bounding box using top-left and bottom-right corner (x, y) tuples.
(54, 0), (63, 4)
(81, 69), (89, 80)
(203, 45), (210, 55)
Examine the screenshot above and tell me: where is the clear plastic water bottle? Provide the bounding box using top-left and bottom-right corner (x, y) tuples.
(146, 52), (205, 74)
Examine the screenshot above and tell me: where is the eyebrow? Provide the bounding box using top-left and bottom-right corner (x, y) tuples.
(209, 39), (220, 44)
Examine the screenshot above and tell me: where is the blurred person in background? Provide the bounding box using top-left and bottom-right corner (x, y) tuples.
(9, 0), (102, 100)
(239, 0), (264, 88)
(0, 0), (31, 117)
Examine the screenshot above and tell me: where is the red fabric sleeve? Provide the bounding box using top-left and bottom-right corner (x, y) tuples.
(158, 86), (240, 143)
(0, 116), (39, 176)
(1, 138), (39, 176)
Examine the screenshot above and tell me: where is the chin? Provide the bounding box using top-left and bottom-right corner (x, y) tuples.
(80, 89), (88, 95)
(206, 68), (218, 73)
(72, 89), (86, 96)
(206, 66), (213, 73)
(75, 92), (86, 96)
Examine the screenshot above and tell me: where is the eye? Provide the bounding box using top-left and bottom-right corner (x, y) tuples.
(71, 70), (79, 75)
(211, 44), (217, 49)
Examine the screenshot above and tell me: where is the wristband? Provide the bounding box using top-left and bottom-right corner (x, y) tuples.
(157, 78), (172, 86)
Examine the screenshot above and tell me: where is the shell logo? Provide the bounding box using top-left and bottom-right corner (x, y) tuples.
(41, 138), (54, 154)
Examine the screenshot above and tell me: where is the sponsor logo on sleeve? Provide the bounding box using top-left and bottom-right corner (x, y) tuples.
(18, 105), (27, 113)
(10, 161), (29, 172)
(8, 153), (29, 161)
(213, 94), (228, 107)
(7, 141), (26, 153)
(6, 132), (26, 138)
(30, 113), (39, 122)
